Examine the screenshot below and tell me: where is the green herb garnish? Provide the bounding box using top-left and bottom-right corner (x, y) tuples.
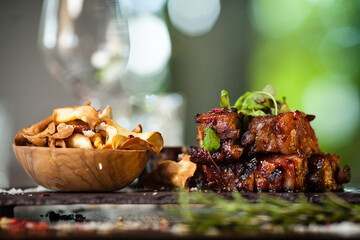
(203, 126), (221, 152)
(169, 191), (360, 233)
(222, 84), (293, 118)
(220, 90), (230, 108)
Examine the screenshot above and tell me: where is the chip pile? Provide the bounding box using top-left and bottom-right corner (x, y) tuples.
(14, 102), (163, 154)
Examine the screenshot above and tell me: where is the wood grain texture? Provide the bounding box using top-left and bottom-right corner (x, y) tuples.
(12, 144), (150, 192)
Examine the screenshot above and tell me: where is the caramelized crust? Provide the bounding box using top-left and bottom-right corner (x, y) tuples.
(188, 154), (307, 192)
(187, 109), (350, 192)
(189, 141), (243, 165)
(307, 154), (351, 191)
(190, 108), (243, 164)
(195, 109), (242, 143)
(241, 111), (321, 157)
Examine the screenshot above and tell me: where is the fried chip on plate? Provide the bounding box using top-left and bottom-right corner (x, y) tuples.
(157, 154), (196, 189)
(141, 154), (197, 189)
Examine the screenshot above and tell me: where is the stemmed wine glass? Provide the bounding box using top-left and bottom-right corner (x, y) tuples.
(38, 0), (130, 107)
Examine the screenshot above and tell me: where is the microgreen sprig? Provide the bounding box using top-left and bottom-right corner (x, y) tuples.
(221, 84), (292, 118)
(220, 90), (231, 109)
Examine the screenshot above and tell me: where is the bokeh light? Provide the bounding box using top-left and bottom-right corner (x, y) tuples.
(251, 0), (311, 38)
(121, 0), (167, 14)
(126, 14), (171, 76)
(167, 0), (221, 37)
(121, 14), (171, 94)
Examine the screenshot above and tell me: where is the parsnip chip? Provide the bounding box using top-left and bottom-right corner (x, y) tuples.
(14, 131), (28, 146)
(21, 115), (53, 136)
(66, 133), (93, 149)
(49, 138), (66, 148)
(166, 154), (197, 189)
(53, 105), (100, 129)
(132, 124), (142, 133)
(106, 119), (164, 154)
(102, 126), (118, 149)
(112, 135), (128, 149)
(98, 129), (107, 138)
(49, 123), (75, 140)
(141, 154), (197, 189)
(16, 122), (56, 147)
(119, 137), (162, 154)
(89, 133), (104, 149)
(105, 119), (129, 134)
(102, 126), (128, 149)
(26, 135), (48, 147)
(136, 132), (164, 154)
(119, 137), (151, 151)
(65, 120), (89, 130)
(99, 105), (112, 122)
(56, 140), (66, 148)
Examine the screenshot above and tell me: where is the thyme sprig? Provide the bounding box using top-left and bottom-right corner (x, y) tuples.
(169, 192), (360, 233)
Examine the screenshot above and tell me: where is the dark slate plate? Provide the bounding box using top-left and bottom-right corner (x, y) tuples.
(1, 185), (359, 210)
(1, 185), (360, 239)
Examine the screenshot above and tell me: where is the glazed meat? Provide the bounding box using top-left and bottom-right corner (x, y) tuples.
(241, 111), (321, 157)
(191, 108), (243, 164)
(188, 154), (307, 192)
(187, 108), (351, 192)
(195, 108), (242, 142)
(307, 154), (351, 191)
(188, 158), (256, 192)
(189, 141), (243, 165)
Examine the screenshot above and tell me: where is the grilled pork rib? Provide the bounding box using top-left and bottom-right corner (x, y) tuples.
(189, 153), (349, 192)
(191, 108), (243, 164)
(307, 154), (351, 191)
(241, 111), (321, 157)
(188, 110), (350, 192)
(188, 154), (308, 192)
(189, 141), (243, 165)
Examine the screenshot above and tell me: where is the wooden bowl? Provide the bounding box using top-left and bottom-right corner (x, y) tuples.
(12, 144), (150, 192)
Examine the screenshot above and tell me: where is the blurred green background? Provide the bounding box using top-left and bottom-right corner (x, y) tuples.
(172, 0), (360, 186)
(0, 0), (359, 187)
(168, 0), (360, 183)
(249, 0), (360, 184)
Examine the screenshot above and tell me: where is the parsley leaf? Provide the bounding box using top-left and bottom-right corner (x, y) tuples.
(203, 126), (221, 152)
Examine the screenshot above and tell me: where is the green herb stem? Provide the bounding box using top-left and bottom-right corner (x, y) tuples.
(253, 91), (278, 116)
(169, 192), (360, 233)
